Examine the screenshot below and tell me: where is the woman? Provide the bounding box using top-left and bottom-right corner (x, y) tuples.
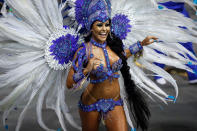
(67, 18), (157, 130)
(1, 0), (197, 131)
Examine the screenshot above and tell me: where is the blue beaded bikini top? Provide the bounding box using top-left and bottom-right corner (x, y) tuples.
(72, 39), (123, 84)
(89, 39), (123, 83)
(90, 59), (122, 83)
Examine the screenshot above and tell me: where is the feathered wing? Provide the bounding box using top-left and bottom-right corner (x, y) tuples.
(0, 0), (81, 131)
(111, 0), (197, 128)
(154, 0), (197, 11)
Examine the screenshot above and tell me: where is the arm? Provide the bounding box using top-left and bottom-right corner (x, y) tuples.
(66, 45), (95, 89)
(124, 48), (133, 59)
(124, 36), (158, 59)
(66, 47), (87, 89)
(66, 66), (75, 89)
(66, 66), (89, 89)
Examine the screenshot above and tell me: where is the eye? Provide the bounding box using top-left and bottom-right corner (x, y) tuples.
(105, 23), (110, 27)
(96, 23), (103, 27)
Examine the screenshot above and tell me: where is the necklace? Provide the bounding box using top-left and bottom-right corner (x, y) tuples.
(90, 39), (106, 48)
(90, 39), (112, 75)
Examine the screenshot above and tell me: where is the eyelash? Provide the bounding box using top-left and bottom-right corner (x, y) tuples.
(97, 24), (103, 27)
(105, 24), (110, 27)
(97, 23), (110, 27)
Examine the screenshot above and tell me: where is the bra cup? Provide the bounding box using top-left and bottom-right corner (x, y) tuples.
(91, 59), (122, 78)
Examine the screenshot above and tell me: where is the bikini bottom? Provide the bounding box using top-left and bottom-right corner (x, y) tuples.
(78, 98), (123, 114)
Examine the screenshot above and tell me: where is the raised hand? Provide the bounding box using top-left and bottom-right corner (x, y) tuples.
(141, 36), (158, 46)
(84, 57), (103, 74)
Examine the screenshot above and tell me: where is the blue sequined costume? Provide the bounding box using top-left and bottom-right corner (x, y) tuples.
(78, 98), (123, 114)
(72, 39), (124, 115)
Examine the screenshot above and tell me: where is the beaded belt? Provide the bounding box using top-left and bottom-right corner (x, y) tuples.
(78, 98), (123, 114)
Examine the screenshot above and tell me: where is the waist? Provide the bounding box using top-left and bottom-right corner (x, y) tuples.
(81, 80), (120, 104)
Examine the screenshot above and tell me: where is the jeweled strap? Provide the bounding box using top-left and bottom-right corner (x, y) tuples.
(90, 39), (111, 71)
(90, 39), (121, 83)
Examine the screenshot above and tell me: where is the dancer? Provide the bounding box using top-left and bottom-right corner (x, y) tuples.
(66, 19), (157, 130)
(1, 0), (197, 131)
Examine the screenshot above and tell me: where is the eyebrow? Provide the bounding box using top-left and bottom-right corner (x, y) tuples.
(95, 21), (109, 26)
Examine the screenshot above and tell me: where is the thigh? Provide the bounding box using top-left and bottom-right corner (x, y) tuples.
(105, 106), (128, 131)
(79, 109), (100, 131)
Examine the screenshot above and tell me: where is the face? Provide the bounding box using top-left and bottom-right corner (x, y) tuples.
(91, 20), (110, 43)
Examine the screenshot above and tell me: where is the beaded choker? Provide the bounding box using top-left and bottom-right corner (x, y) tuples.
(90, 39), (106, 48)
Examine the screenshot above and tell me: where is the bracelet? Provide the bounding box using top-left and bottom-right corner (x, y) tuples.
(129, 41), (143, 55)
(72, 75), (88, 89)
(72, 70), (90, 89)
(73, 71), (85, 83)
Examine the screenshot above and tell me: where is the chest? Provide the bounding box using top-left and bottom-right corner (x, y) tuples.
(91, 46), (120, 67)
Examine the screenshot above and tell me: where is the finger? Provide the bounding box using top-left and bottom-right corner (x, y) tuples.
(152, 37), (158, 40)
(94, 57), (103, 61)
(89, 58), (103, 66)
(89, 58), (99, 64)
(91, 57), (103, 63)
(149, 36), (158, 40)
(93, 60), (102, 65)
(146, 41), (153, 45)
(151, 39), (157, 42)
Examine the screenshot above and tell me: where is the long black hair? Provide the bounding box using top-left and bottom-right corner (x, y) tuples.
(84, 24), (150, 131)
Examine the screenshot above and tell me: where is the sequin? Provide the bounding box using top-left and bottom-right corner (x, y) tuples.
(45, 27), (80, 70)
(111, 14), (132, 40)
(78, 98), (123, 113)
(129, 41), (143, 55)
(75, 0), (111, 31)
(50, 34), (78, 65)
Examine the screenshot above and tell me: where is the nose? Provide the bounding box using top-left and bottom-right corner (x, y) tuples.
(102, 25), (106, 31)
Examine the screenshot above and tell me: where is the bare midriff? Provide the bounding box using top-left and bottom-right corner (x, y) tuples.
(81, 77), (120, 105)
